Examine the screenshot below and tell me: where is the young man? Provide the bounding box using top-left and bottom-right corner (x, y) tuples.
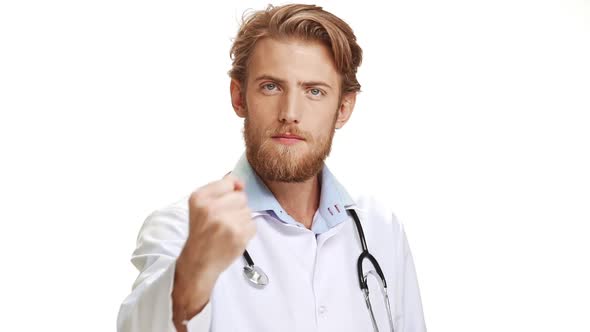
(118, 4), (426, 332)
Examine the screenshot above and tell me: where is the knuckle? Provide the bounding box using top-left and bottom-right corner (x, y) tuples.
(189, 189), (206, 207)
(192, 198), (209, 214)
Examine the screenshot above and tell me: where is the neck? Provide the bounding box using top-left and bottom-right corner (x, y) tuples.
(262, 173), (321, 230)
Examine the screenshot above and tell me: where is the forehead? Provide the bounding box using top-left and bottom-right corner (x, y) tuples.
(247, 38), (340, 86)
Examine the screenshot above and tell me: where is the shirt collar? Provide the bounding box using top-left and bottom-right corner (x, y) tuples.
(230, 152), (356, 229)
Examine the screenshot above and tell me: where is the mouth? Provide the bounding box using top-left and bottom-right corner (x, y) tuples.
(272, 133), (303, 140)
(271, 133), (304, 145)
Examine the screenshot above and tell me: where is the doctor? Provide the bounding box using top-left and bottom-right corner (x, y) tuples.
(117, 3), (426, 332)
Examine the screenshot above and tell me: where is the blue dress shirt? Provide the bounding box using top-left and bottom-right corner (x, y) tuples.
(230, 152), (356, 234)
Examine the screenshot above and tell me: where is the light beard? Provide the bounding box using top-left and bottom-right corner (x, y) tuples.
(243, 115), (337, 183)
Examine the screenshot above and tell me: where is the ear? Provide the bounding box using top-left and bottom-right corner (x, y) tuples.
(335, 92), (357, 129)
(230, 79), (247, 118)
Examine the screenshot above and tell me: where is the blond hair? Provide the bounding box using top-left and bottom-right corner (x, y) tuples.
(228, 4), (363, 95)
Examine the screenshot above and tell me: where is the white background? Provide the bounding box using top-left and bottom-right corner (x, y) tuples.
(1, 0), (588, 331)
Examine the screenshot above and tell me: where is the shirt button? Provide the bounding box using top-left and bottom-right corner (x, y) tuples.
(318, 305), (327, 315)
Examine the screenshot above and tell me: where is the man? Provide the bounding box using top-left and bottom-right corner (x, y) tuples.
(117, 4), (426, 332)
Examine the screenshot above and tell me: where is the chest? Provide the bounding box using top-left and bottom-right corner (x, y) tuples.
(208, 213), (402, 332)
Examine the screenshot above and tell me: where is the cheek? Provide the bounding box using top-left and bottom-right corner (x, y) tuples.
(316, 113), (339, 138)
(248, 100), (283, 126)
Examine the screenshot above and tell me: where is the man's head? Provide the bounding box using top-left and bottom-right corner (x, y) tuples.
(228, 4), (363, 183)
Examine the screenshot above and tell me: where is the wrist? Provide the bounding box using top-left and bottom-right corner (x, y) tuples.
(172, 254), (216, 320)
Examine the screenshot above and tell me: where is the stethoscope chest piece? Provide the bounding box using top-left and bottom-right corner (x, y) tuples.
(240, 208), (394, 332)
(243, 265), (269, 288)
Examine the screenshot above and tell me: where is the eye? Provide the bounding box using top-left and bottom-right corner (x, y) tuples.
(307, 88), (325, 97)
(263, 83), (277, 91)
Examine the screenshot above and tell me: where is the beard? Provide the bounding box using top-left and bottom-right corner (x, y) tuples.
(243, 110), (338, 183)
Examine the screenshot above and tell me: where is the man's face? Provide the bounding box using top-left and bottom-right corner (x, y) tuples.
(238, 38), (343, 183)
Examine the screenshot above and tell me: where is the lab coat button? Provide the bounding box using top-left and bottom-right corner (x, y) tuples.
(318, 306), (327, 315)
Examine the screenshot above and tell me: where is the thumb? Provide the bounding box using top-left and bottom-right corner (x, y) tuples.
(223, 171), (245, 191)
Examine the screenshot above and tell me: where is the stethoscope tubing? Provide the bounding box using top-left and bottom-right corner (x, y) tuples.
(241, 208), (394, 332)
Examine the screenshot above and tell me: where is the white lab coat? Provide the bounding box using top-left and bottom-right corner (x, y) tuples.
(117, 193), (426, 332)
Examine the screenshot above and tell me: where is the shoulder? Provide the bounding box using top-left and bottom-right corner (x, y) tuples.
(135, 195), (191, 245)
(350, 191), (405, 235)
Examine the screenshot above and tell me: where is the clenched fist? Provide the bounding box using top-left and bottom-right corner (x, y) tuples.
(186, 173), (255, 273)
(172, 174), (255, 328)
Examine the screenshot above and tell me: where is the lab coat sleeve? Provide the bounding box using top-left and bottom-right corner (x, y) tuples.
(117, 206), (212, 332)
(396, 215), (427, 332)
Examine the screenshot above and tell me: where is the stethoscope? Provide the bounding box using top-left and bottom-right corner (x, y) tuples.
(241, 209), (396, 332)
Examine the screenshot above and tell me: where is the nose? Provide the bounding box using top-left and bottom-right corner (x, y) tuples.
(278, 90), (301, 124)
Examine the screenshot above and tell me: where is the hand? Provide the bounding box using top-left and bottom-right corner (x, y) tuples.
(172, 174), (255, 325)
(183, 173), (255, 276)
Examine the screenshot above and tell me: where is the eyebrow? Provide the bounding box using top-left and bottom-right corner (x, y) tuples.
(254, 74), (333, 90)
